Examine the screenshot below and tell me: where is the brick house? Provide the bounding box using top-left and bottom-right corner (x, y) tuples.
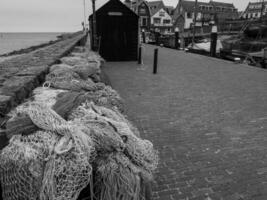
(241, 1), (267, 19)
(125, 0), (151, 31)
(173, 0), (238, 33)
(147, 0), (174, 33)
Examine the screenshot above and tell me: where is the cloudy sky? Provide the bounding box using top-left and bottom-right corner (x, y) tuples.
(0, 0), (255, 32)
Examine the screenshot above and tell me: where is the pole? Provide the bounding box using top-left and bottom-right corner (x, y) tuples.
(175, 27), (180, 49)
(153, 48), (158, 74)
(210, 25), (218, 57)
(263, 47), (267, 68)
(83, 0), (86, 30)
(142, 29), (146, 43)
(192, 0), (198, 45)
(260, 0), (265, 21)
(92, 0), (97, 51)
(138, 46), (142, 64)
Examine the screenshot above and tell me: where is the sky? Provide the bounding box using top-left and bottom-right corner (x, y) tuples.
(0, 0), (259, 32)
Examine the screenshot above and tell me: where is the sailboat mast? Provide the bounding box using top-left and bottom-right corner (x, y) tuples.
(192, 0), (198, 45)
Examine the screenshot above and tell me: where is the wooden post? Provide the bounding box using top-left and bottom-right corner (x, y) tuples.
(263, 48), (267, 68)
(142, 29), (146, 43)
(153, 48), (158, 74)
(175, 27), (180, 49)
(138, 46), (142, 64)
(92, 0), (97, 51)
(210, 25), (218, 57)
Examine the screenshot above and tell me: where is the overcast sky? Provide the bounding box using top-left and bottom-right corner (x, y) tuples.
(0, 0), (256, 32)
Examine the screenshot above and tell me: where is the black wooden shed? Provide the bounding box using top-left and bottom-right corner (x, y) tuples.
(89, 0), (139, 61)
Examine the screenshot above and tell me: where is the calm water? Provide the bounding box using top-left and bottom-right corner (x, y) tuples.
(0, 32), (62, 55)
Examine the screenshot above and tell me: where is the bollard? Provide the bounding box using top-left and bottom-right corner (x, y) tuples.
(210, 25), (218, 57)
(138, 46), (142, 64)
(263, 48), (267, 68)
(175, 27), (180, 49)
(153, 48), (158, 74)
(142, 29), (146, 44)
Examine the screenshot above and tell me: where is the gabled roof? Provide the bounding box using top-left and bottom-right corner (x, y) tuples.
(209, 1), (235, 8)
(147, 0), (165, 15)
(165, 6), (175, 15)
(180, 0), (210, 12)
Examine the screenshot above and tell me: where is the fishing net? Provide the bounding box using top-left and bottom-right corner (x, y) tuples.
(0, 48), (158, 200)
(94, 152), (144, 200)
(0, 103), (94, 200)
(53, 85), (125, 117)
(70, 102), (158, 174)
(51, 62), (100, 80)
(70, 102), (157, 200)
(60, 56), (89, 67)
(45, 67), (101, 92)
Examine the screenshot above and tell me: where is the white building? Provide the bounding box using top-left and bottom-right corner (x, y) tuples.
(150, 8), (173, 33)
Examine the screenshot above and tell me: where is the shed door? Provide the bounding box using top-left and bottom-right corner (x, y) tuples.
(99, 15), (137, 61)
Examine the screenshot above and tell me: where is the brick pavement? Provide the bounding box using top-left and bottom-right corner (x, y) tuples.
(102, 44), (267, 200)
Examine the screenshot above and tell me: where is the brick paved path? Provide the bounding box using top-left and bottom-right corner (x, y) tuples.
(103, 44), (267, 200)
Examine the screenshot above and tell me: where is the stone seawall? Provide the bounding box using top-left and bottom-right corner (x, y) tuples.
(0, 32), (87, 149)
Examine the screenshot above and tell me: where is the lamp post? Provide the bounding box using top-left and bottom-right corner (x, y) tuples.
(174, 27), (180, 49)
(92, 0), (97, 51)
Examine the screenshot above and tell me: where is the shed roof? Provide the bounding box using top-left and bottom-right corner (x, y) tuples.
(89, 0), (138, 19)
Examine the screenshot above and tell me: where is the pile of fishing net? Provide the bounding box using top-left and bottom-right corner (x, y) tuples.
(0, 49), (158, 200)
(0, 101), (158, 200)
(0, 103), (94, 200)
(45, 63), (102, 91)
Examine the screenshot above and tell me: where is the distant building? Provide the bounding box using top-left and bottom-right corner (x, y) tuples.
(241, 1), (267, 19)
(173, 0), (238, 32)
(147, 0), (174, 33)
(125, 0), (151, 31)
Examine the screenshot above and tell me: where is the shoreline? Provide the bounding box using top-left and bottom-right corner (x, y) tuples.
(0, 33), (74, 58)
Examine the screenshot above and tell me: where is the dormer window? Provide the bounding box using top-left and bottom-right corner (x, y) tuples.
(159, 11), (165, 16)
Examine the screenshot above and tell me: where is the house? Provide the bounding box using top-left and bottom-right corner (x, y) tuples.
(89, 0), (139, 61)
(147, 0), (174, 33)
(124, 0), (151, 31)
(241, 1), (267, 19)
(173, 0), (238, 33)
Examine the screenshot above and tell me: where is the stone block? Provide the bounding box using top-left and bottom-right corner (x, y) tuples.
(16, 66), (49, 83)
(0, 95), (14, 116)
(0, 76), (38, 105)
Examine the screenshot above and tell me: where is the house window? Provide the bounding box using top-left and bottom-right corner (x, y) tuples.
(141, 17), (147, 26)
(209, 6), (212, 10)
(163, 19), (171, 24)
(159, 11), (165, 16)
(187, 12), (192, 18)
(255, 13), (258, 17)
(153, 18), (161, 24)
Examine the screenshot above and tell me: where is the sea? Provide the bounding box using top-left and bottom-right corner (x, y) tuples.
(0, 32), (63, 55)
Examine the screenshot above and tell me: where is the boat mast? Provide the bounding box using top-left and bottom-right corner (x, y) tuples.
(260, 0), (265, 21)
(192, 0), (198, 45)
